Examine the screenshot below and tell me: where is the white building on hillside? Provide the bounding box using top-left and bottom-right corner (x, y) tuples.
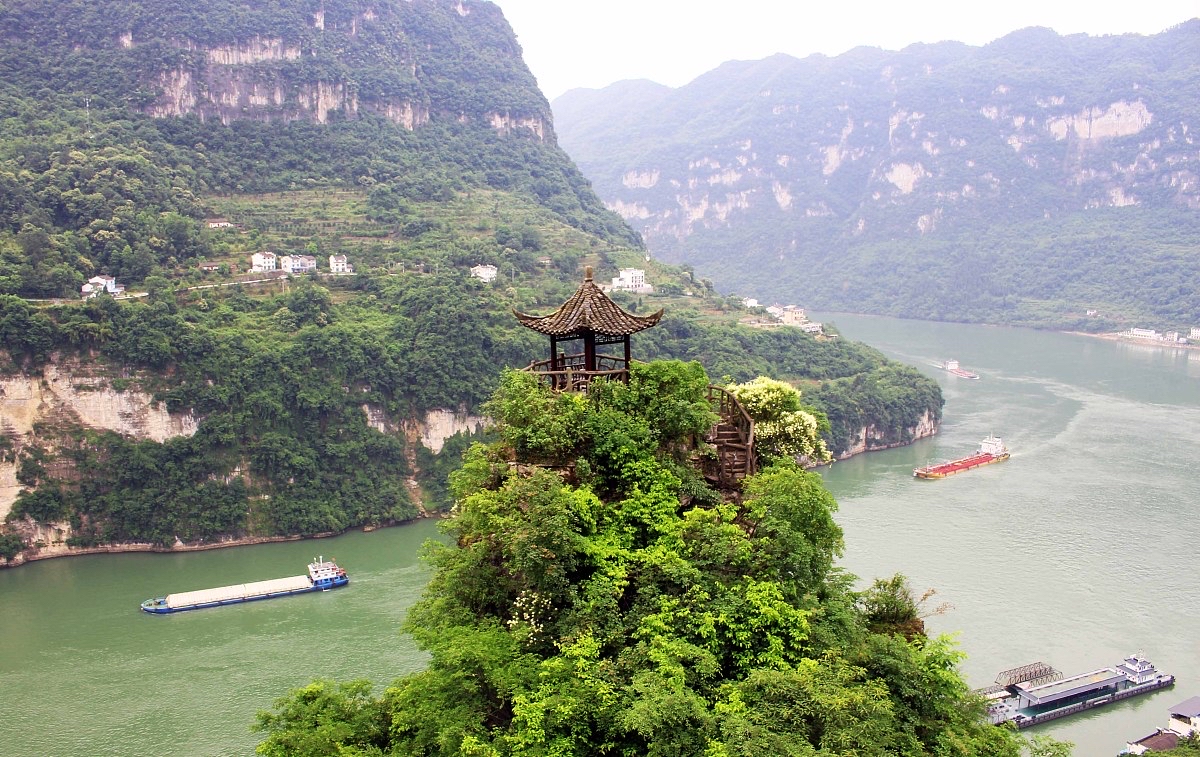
(81, 275), (124, 299)
(611, 268), (653, 293)
(780, 306), (807, 326)
(251, 252), (277, 272)
(329, 255), (353, 274)
(280, 254), (317, 274)
(470, 264), (498, 283)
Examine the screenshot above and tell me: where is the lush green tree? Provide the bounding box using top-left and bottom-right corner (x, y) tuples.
(255, 360), (1034, 756)
(253, 680), (390, 757)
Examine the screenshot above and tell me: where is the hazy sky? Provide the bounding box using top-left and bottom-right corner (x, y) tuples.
(491, 1), (1199, 101)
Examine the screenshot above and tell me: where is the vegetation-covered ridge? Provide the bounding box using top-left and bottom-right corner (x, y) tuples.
(0, 0), (939, 564)
(0, 0), (638, 300)
(0, 267), (941, 559)
(253, 362), (1061, 756)
(553, 21), (1200, 331)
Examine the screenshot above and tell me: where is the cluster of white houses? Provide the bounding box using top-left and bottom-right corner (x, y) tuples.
(469, 265), (655, 294)
(250, 253), (353, 274)
(741, 301), (825, 334)
(1117, 327), (1200, 345)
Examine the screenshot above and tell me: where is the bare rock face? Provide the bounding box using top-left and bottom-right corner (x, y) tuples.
(837, 410), (939, 461)
(360, 404), (484, 453)
(418, 409), (485, 453)
(0, 359), (197, 519)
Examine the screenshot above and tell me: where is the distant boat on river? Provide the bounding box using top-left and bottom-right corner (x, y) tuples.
(935, 359), (980, 379)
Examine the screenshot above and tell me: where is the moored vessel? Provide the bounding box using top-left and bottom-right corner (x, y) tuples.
(982, 655), (1174, 729)
(140, 557), (348, 614)
(913, 435), (1009, 478)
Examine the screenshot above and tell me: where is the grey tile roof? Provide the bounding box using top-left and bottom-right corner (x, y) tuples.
(1171, 695), (1200, 718)
(513, 267), (662, 338)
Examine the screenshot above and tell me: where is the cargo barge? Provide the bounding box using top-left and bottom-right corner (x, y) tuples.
(937, 359), (980, 379)
(140, 557), (348, 614)
(914, 435), (1009, 478)
(981, 655), (1174, 729)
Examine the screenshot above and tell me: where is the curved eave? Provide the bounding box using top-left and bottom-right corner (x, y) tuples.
(513, 307), (663, 338)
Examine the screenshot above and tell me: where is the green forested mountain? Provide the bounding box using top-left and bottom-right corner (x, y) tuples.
(0, 0), (637, 297)
(0, 0), (943, 559)
(553, 22), (1200, 331)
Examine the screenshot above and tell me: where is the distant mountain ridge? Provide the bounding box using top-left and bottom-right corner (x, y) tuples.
(553, 22), (1200, 329)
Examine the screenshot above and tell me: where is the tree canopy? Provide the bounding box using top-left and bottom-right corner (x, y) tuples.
(254, 361), (1052, 756)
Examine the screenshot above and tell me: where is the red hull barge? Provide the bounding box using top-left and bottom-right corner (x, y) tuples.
(914, 435), (1009, 479)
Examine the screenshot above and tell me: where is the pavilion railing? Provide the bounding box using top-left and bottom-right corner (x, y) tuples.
(523, 353), (629, 392)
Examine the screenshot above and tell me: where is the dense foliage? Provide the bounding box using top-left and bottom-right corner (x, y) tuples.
(1, 273), (543, 544)
(1, 272), (942, 546)
(0, 0), (638, 298)
(254, 362), (1043, 755)
(554, 22), (1200, 330)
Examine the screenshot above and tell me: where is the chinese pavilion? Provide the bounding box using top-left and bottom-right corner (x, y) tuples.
(513, 266), (662, 392)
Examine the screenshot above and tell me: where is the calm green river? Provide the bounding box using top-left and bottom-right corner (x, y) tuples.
(2, 315), (1197, 755)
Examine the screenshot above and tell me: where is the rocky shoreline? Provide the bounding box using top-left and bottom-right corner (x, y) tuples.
(0, 517), (428, 569)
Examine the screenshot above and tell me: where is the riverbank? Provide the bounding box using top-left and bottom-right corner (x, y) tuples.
(1067, 331), (1200, 350)
(0, 516), (428, 569)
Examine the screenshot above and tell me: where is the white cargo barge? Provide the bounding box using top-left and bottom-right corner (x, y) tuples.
(140, 557), (348, 614)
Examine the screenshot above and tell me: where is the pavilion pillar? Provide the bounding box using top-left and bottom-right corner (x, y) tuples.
(584, 332), (596, 373)
(550, 335), (559, 370)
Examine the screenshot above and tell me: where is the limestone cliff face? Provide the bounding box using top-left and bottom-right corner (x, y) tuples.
(361, 404), (483, 453)
(0, 360), (198, 521)
(416, 408), (485, 453)
(1, 357), (478, 564)
(5, 0), (550, 138)
(554, 23), (1200, 248)
(111, 1), (547, 138)
(836, 410), (939, 461)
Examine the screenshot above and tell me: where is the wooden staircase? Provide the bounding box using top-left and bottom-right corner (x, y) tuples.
(700, 385), (757, 488)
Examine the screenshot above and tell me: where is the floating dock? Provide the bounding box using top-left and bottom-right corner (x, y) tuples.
(141, 557), (348, 614)
(983, 655), (1174, 728)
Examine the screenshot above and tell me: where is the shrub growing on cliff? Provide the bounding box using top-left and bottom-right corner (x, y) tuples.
(0, 532), (25, 561)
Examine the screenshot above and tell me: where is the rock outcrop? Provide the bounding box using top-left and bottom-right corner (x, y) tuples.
(0, 360), (197, 520)
(836, 410), (939, 461)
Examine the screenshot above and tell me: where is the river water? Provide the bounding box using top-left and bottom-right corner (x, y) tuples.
(814, 313), (1200, 756)
(1, 315), (1197, 756)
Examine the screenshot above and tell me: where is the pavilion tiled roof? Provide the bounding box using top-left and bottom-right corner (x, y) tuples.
(513, 267), (663, 338)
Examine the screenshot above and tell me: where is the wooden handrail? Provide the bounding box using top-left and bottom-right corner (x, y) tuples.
(702, 384), (758, 484)
(523, 353), (630, 392)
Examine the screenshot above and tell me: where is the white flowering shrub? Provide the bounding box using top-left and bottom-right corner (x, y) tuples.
(506, 589), (553, 647)
(728, 376), (831, 464)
